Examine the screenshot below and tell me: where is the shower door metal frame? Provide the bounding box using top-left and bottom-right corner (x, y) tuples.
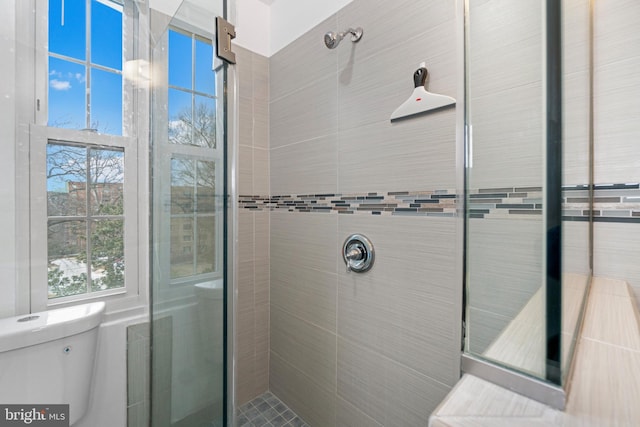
(459, 0), (567, 410)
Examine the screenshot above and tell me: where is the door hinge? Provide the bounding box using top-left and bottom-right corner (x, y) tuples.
(216, 16), (236, 65)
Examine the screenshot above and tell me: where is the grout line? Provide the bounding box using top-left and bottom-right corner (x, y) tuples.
(580, 336), (640, 354)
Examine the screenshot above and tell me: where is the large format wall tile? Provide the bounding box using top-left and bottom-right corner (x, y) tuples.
(563, 221), (590, 276)
(337, 215), (459, 387)
(337, 338), (451, 426)
(336, 7), (456, 131)
(562, 71), (590, 185)
(467, 218), (543, 318)
(270, 135), (338, 195)
(271, 307), (337, 393)
(593, 55), (640, 184)
(590, 0), (640, 302)
(271, 264), (337, 332)
(338, 214), (457, 304)
(270, 212), (338, 273)
(235, 46), (253, 99)
(468, 82), (543, 189)
(594, 223), (640, 306)
(235, 48), (271, 405)
(267, 1), (460, 424)
(335, 396), (383, 427)
(270, 15), (338, 102)
(467, 0), (542, 98)
(592, 0), (640, 184)
(270, 76), (338, 149)
(338, 111), (456, 193)
(336, 0), (455, 66)
(270, 352), (336, 427)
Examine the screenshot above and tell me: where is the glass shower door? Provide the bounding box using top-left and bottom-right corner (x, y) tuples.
(149, 0), (228, 425)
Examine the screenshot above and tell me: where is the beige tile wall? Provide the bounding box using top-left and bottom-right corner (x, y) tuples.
(268, 1), (460, 425)
(235, 46), (271, 405)
(467, 0), (543, 189)
(235, 0), (640, 421)
(592, 0), (640, 306)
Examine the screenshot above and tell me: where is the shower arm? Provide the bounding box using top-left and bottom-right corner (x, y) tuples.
(338, 27), (363, 42)
(324, 26), (363, 49)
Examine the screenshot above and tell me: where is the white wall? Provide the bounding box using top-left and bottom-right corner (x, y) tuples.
(0, 0), (17, 318)
(269, 0), (353, 54)
(234, 0), (271, 57)
(76, 314), (148, 427)
(234, 0), (355, 56)
(150, 0), (355, 57)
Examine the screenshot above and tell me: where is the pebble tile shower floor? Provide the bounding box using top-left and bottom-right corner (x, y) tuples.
(237, 392), (309, 427)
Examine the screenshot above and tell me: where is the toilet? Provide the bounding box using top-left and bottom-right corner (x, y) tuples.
(193, 279), (224, 365)
(0, 302), (106, 425)
(193, 280), (224, 408)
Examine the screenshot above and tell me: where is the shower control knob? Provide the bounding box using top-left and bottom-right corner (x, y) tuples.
(342, 234), (374, 273)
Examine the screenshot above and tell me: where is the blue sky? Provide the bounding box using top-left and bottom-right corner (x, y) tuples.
(47, 0), (217, 190)
(168, 30), (216, 121)
(48, 0), (123, 134)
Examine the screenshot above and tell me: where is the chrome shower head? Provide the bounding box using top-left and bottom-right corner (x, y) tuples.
(324, 31), (342, 49)
(324, 27), (363, 49)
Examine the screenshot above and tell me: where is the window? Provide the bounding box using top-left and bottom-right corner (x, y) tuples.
(27, 0), (140, 310)
(152, 26), (222, 287)
(30, 126), (138, 308)
(168, 29), (216, 148)
(47, 0), (124, 135)
(170, 158), (216, 279)
(46, 142), (125, 299)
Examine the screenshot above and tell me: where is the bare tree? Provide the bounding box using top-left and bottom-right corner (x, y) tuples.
(46, 143), (125, 297)
(168, 101), (216, 148)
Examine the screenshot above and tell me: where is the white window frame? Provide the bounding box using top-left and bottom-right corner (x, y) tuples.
(34, 0), (137, 135)
(30, 125), (139, 311)
(26, 0), (145, 312)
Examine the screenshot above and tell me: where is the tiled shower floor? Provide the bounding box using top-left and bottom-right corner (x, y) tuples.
(237, 392), (309, 427)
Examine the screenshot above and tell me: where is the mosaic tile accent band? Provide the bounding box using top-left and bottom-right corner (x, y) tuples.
(238, 183), (640, 223)
(563, 183), (640, 223)
(239, 190), (457, 217)
(468, 187), (543, 219)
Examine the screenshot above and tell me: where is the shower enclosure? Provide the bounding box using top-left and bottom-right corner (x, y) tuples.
(148, 0), (231, 426)
(462, 0), (592, 408)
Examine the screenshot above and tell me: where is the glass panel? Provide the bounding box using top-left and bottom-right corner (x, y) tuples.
(48, 57), (86, 129)
(170, 217), (194, 279)
(47, 143), (87, 216)
(168, 88), (193, 145)
(48, 219), (88, 298)
(91, 68), (123, 134)
(49, 0), (86, 60)
(464, 0), (591, 388)
(171, 158), (195, 214)
(194, 95), (216, 148)
(196, 215), (215, 274)
(90, 219), (125, 291)
(89, 147), (124, 215)
(91, 0), (123, 70)
(195, 38), (215, 95)
(168, 30), (192, 89)
(560, 0), (591, 381)
(197, 160), (215, 212)
(151, 1), (226, 424)
(465, 0), (547, 380)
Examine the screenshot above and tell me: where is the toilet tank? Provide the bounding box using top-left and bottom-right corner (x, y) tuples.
(0, 302), (105, 425)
